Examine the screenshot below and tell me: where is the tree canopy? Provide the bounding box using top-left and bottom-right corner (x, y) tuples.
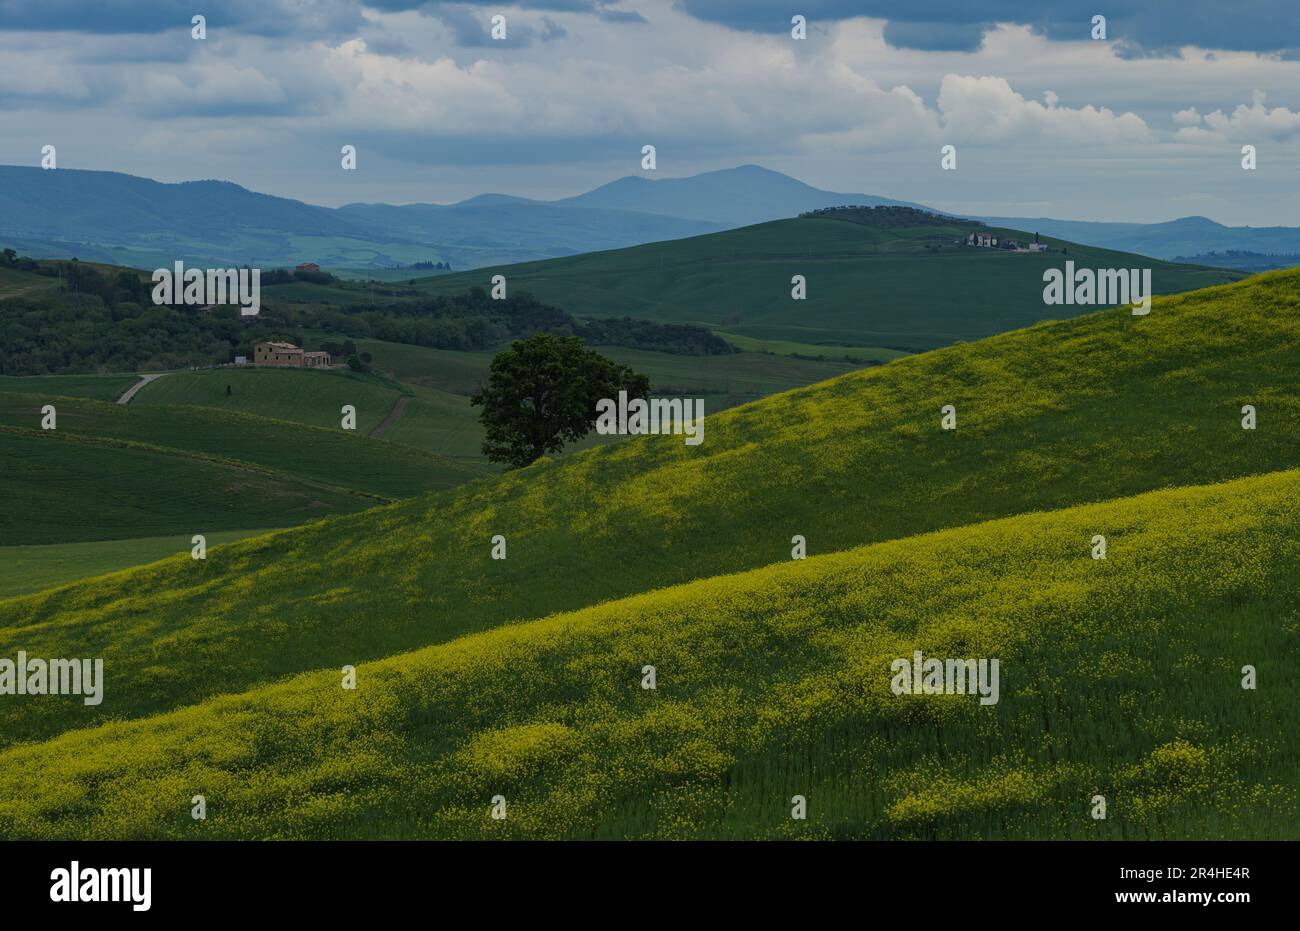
(472, 333), (650, 468)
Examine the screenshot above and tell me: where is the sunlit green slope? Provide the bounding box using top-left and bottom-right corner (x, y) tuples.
(0, 530), (275, 601)
(0, 270), (1296, 748)
(0, 469), (1294, 839)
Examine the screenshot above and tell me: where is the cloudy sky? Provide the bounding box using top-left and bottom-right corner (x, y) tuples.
(2, 0), (1299, 223)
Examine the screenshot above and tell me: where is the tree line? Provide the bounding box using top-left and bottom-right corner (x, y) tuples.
(0, 251), (735, 375)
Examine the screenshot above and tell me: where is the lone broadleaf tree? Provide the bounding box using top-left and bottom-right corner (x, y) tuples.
(472, 333), (650, 468)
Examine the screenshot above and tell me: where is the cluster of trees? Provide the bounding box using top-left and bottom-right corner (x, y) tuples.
(316, 339), (373, 372)
(1, 293), (272, 375)
(1, 249), (735, 375)
(576, 317), (735, 355)
(1, 248), (37, 270)
(1171, 250), (1300, 271)
(270, 289), (568, 352)
(2, 251), (153, 306)
(277, 289), (732, 356)
(0, 251), (299, 374)
(260, 267), (337, 286)
(318, 339), (360, 359)
(801, 205), (970, 229)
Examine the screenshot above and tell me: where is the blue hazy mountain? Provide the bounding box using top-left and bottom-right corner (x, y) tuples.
(550, 164), (931, 225)
(0, 164), (926, 271)
(332, 200), (720, 263)
(0, 165), (725, 270)
(335, 165), (930, 261)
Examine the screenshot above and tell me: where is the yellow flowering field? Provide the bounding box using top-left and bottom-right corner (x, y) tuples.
(0, 468), (1294, 839)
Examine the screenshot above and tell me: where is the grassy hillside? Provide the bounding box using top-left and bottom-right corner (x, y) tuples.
(0, 373), (139, 401)
(0, 265), (60, 299)
(133, 368), (406, 435)
(0, 529), (275, 601)
(302, 336), (495, 395)
(0, 370), (486, 550)
(600, 346), (860, 405)
(0, 390), (485, 504)
(129, 362), (497, 464)
(293, 329), (864, 402)
(0, 428), (366, 545)
(178, 331), (865, 463)
(717, 332), (910, 362)
(377, 385), (491, 461)
(413, 217), (1243, 350)
(0, 469), (1294, 839)
(261, 279), (368, 303)
(1, 270), (1297, 750)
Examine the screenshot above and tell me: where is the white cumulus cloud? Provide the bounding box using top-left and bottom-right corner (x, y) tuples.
(936, 74), (1154, 144)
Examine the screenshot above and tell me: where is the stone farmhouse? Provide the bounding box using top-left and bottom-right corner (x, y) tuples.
(253, 341), (331, 368)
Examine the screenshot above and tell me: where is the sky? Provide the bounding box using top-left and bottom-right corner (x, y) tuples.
(1, 0), (1299, 224)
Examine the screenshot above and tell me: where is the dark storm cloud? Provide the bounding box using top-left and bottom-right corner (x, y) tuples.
(598, 8), (646, 24)
(427, 5), (567, 47)
(673, 1), (1300, 54)
(0, 0), (642, 44)
(396, 1), (643, 44)
(0, 0), (364, 37)
(881, 19), (990, 53)
(0, 0), (1288, 52)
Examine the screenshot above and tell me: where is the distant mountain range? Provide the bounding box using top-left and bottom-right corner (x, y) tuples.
(547, 165), (934, 225)
(2, 162), (1297, 272)
(0, 164), (919, 271)
(971, 214), (1300, 266)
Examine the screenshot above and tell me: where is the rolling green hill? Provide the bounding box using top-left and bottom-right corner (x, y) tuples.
(0, 373), (139, 401)
(1, 269), (1296, 757)
(0, 390), (485, 507)
(130, 333), (865, 465)
(133, 367), (407, 435)
(715, 332), (910, 362)
(0, 529), (275, 601)
(0, 265), (61, 300)
(0, 428), (366, 546)
(127, 363), (503, 465)
(0, 468), (1294, 839)
(261, 279), (369, 304)
(412, 216), (1244, 350)
(376, 384), (493, 461)
(292, 335), (496, 395)
(5, 329), (855, 485)
(0, 369), (487, 554)
(300, 330), (863, 406)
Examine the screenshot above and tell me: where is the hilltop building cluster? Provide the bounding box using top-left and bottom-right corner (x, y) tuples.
(966, 231), (1050, 253)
